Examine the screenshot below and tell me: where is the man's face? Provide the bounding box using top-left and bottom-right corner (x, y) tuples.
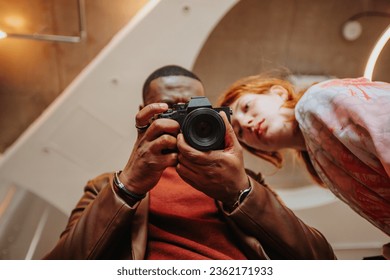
(143, 76), (205, 108)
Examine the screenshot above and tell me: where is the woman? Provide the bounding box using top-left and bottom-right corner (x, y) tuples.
(218, 74), (390, 257)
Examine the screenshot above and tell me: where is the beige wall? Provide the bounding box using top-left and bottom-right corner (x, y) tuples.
(0, 0), (148, 153)
(193, 0), (390, 104)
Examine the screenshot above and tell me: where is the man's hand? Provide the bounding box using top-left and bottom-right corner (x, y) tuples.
(176, 111), (249, 207)
(119, 103), (180, 195)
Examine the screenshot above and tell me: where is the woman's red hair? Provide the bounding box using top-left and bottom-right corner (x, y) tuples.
(218, 74), (323, 186)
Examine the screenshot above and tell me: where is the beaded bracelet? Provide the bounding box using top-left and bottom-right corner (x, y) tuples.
(113, 171), (146, 201)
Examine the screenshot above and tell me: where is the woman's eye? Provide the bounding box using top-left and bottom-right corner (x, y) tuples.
(244, 101), (250, 112)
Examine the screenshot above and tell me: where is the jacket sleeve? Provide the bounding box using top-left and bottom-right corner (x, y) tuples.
(42, 173), (148, 260)
(220, 176), (337, 260)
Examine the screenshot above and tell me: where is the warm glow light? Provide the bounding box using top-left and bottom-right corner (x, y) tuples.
(364, 24), (390, 80)
(0, 0), (86, 43)
(0, 30), (7, 39)
(4, 15), (25, 28)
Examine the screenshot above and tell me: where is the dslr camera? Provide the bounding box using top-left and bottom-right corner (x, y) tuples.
(157, 96), (232, 151)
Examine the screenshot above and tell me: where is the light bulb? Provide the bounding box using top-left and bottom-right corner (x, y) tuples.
(342, 20), (362, 41)
(0, 30), (7, 39)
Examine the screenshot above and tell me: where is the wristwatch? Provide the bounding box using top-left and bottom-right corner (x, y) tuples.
(232, 177), (252, 209)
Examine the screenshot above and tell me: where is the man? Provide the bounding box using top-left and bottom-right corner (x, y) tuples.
(43, 65), (336, 259)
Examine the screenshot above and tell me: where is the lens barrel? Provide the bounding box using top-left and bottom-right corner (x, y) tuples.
(181, 108), (225, 151)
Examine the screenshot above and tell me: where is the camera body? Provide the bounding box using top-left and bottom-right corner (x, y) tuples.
(157, 96), (231, 151)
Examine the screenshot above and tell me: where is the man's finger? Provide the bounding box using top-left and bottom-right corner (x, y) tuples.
(135, 103), (168, 127)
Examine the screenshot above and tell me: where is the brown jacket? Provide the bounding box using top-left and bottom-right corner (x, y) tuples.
(44, 172), (336, 260)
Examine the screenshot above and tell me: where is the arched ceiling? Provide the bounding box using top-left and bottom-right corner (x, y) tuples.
(194, 0), (390, 105)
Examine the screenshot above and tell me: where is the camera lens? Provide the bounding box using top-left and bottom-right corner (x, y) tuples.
(182, 108), (225, 151)
(193, 120), (212, 139)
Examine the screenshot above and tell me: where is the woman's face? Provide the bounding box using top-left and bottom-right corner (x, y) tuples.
(230, 87), (295, 152)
